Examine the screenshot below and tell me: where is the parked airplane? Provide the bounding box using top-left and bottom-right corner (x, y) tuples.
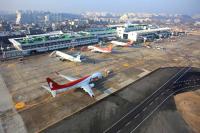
(50, 51), (82, 62)
(111, 40), (133, 47)
(88, 45), (112, 53)
(42, 72), (103, 97)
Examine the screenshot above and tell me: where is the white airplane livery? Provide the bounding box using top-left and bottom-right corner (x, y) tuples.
(50, 51), (82, 62)
(42, 72), (103, 97)
(88, 45), (112, 53)
(111, 40), (133, 47)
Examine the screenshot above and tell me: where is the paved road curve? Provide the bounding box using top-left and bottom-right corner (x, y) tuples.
(104, 67), (200, 133)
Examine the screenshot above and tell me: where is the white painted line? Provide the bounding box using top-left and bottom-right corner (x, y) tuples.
(173, 67), (191, 83)
(134, 114), (140, 119)
(103, 67), (189, 133)
(142, 107), (147, 112)
(119, 79), (134, 88)
(117, 130), (121, 133)
(95, 93), (109, 100)
(138, 69), (150, 78)
(125, 121), (131, 127)
(149, 101), (153, 105)
(155, 97), (159, 100)
(130, 84), (199, 133)
(103, 88), (114, 94)
(108, 87), (117, 93)
(130, 93), (175, 133)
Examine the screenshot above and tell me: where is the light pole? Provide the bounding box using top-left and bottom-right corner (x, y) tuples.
(0, 43), (5, 59)
(0, 45), (3, 52)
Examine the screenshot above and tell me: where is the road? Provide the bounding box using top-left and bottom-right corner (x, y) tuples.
(0, 73), (27, 133)
(104, 67), (200, 133)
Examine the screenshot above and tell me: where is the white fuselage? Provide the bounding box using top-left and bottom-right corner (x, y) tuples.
(55, 77), (91, 94)
(88, 46), (111, 53)
(44, 72), (103, 97)
(111, 41), (130, 46)
(54, 51), (81, 62)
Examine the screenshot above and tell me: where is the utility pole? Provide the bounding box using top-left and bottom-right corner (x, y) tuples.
(0, 43), (5, 59)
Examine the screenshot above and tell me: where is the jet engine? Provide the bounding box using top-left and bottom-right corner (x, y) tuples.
(89, 83), (95, 88)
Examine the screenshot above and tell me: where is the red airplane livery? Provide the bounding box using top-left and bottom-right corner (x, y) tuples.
(88, 45), (112, 53)
(42, 72), (103, 97)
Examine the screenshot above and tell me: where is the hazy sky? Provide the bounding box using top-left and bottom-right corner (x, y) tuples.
(0, 0), (200, 15)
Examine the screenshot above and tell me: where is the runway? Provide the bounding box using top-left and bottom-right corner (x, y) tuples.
(104, 67), (200, 133)
(42, 67), (200, 133)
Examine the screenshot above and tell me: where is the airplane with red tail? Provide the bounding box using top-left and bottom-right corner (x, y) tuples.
(111, 40), (134, 47)
(42, 72), (103, 97)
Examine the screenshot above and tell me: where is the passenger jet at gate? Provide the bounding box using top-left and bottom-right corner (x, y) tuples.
(111, 40), (133, 47)
(88, 45), (112, 53)
(50, 50), (82, 62)
(42, 72), (103, 97)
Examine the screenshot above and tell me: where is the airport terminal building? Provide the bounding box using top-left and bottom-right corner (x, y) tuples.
(9, 31), (98, 55)
(114, 24), (171, 41)
(79, 28), (116, 38)
(5, 24), (172, 59)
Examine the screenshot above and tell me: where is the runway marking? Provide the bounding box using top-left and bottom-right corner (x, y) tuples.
(175, 79), (200, 84)
(149, 101), (153, 105)
(95, 88), (116, 100)
(117, 130), (121, 133)
(130, 84), (200, 133)
(103, 88), (114, 94)
(134, 114), (140, 119)
(173, 67), (191, 83)
(138, 69), (150, 78)
(125, 121), (131, 127)
(142, 107), (147, 112)
(155, 97), (159, 100)
(103, 67), (190, 133)
(119, 79), (134, 88)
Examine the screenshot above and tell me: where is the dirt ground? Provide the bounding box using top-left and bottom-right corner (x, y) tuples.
(175, 89), (200, 133)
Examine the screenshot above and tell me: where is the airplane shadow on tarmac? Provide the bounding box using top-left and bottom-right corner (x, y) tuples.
(111, 50), (133, 54)
(94, 72), (117, 93)
(73, 72), (116, 95)
(82, 57), (113, 64)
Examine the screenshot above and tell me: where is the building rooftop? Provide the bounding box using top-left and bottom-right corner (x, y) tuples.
(81, 28), (116, 35)
(9, 31), (94, 46)
(125, 27), (171, 34)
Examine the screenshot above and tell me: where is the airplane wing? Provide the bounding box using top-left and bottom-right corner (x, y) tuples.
(91, 49), (97, 52)
(81, 85), (94, 97)
(56, 72), (77, 81)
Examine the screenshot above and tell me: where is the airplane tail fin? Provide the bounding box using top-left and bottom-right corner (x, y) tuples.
(46, 77), (61, 91)
(76, 54), (81, 60)
(42, 85), (56, 97)
(108, 45), (113, 51)
(49, 51), (56, 57)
